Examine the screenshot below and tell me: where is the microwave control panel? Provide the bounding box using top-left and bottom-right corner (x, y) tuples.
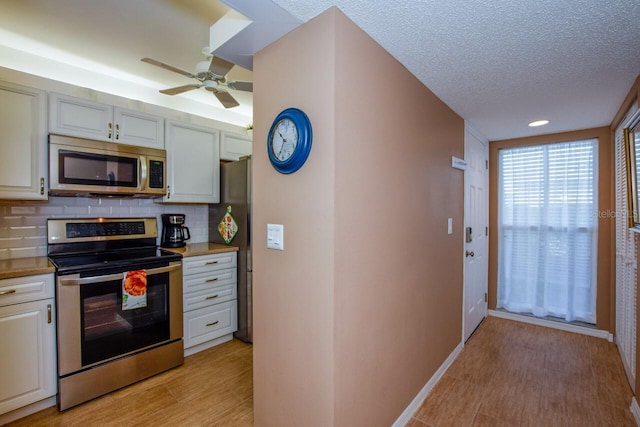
(149, 160), (164, 189)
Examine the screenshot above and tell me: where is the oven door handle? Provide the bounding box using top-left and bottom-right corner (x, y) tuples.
(58, 264), (181, 286)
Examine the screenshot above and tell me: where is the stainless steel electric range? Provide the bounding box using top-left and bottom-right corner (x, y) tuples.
(47, 217), (184, 410)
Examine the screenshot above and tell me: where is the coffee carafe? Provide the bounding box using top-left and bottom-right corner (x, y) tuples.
(161, 214), (190, 248)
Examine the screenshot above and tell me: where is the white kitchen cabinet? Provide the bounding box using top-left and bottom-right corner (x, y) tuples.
(182, 252), (238, 356)
(163, 120), (220, 204)
(0, 274), (56, 416)
(49, 93), (164, 148)
(0, 81), (47, 200)
(220, 131), (252, 161)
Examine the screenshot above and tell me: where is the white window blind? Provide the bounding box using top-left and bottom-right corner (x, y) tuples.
(615, 103), (638, 390)
(497, 139), (598, 323)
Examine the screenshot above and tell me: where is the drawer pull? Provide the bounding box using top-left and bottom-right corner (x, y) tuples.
(205, 278), (219, 283)
(205, 261), (219, 265)
(0, 289), (17, 296)
(206, 294), (219, 300)
(206, 320), (219, 327)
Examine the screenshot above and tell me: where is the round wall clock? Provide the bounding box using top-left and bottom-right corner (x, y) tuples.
(267, 107), (313, 174)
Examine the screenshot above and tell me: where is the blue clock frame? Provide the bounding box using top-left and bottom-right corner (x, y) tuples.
(267, 107), (313, 174)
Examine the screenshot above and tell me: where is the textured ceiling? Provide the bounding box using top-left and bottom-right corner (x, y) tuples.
(0, 0), (639, 140)
(271, 0), (640, 140)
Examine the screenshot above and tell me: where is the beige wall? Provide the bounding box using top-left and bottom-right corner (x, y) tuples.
(252, 9), (337, 427)
(488, 127), (613, 331)
(253, 7), (464, 426)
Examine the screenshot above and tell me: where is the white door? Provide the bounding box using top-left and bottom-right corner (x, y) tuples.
(463, 124), (489, 342)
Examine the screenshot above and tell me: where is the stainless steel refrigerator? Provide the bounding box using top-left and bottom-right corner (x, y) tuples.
(209, 156), (252, 342)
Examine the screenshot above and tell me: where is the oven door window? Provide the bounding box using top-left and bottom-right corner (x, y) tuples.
(80, 272), (170, 366)
(59, 150), (138, 187)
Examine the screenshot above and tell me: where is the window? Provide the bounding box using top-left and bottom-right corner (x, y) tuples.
(624, 109), (640, 228)
(497, 139), (597, 323)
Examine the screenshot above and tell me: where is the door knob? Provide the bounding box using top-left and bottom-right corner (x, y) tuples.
(466, 250), (475, 257)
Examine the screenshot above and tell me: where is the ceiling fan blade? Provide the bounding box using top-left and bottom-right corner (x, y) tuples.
(160, 84), (202, 95)
(226, 81), (253, 92)
(141, 58), (194, 78)
(213, 90), (240, 109)
(209, 56), (235, 77)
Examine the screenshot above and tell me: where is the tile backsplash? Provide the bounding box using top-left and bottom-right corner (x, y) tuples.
(0, 197), (210, 260)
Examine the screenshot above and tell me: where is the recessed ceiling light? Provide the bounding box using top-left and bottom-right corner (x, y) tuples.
(528, 120), (549, 127)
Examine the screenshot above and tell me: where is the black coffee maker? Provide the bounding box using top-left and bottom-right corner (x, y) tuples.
(160, 214), (190, 248)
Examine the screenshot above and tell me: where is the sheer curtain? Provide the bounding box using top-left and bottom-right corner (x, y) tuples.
(497, 139), (598, 323)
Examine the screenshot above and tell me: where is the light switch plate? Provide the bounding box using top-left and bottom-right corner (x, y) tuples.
(267, 224), (284, 250)
(447, 218), (453, 235)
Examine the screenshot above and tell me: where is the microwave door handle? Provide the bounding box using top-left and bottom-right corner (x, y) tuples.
(59, 264), (181, 286)
(139, 155), (148, 190)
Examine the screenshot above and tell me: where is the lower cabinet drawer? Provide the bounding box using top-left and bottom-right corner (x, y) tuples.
(184, 281), (237, 311)
(183, 268), (237, 294)
(183, 300), (237, 349)
(0, 274), (54, 308)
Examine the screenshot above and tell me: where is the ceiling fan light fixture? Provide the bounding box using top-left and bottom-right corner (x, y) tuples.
(203, 80), (218, 91)
(528, 119), (549, 127)
(141, 51), (251, 109)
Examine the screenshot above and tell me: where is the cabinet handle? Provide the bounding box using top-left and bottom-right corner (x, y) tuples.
(0, 289), (16, 296)
(205, 278), (219, 283)
(108, 122), (112, 139)
(40, 177), (45, 195)
(167, 185), (170, 199)
(206, 294), (219, 300)
(115, 123), (120, 140)
(47, 304), (52, 324)
(206, 320), (219, 327)
(205, 261), (218, 265)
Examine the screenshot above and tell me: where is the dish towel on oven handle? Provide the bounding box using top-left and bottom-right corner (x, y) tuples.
(122, 270), (147, 310)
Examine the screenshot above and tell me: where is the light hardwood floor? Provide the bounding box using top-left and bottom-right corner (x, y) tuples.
(7, 317), (638, 426)
(407, 316), (637, 426)
(6, 339), (253, 427)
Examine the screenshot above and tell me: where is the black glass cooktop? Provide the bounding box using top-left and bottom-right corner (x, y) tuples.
(49, 247), (181, 275)
(47, 218), (182, 275)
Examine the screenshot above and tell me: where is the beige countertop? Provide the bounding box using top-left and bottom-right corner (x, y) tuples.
(0, 256), (56, 280)
(164, 242), (239, 257)
(0, 243), (237, 279)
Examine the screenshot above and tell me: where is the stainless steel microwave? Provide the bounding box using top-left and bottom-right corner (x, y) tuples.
(49, 134), (166, 198)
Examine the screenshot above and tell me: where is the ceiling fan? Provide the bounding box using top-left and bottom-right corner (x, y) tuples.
(141, 48), (253, 109)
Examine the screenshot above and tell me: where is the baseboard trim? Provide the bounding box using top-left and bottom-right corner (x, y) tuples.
(0, 396), (56, 426)
(391, 342), (464, 427)
(631, 397), (640, 426)
(183, 333), (233, 357)
(488, 309), (611, 340)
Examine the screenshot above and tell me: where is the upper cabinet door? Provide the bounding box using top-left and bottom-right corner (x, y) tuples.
(49, 93), (165, 148)
(220, 131), (252, 161)
(49, 93), (112, 142)
(113, 107), (164, 149)
(163, 120), (220, 204)
(0, 81), (47, 200)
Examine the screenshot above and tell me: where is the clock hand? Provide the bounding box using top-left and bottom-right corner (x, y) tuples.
(278, 141), (286, 159)
(277, 129), (288, 159)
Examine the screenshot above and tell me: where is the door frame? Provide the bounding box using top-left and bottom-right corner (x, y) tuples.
(462, 122), (489, 343)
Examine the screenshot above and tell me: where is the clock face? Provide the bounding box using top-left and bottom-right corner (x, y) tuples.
(267, 107), (312, 174)
(270, 118), (299, 161)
